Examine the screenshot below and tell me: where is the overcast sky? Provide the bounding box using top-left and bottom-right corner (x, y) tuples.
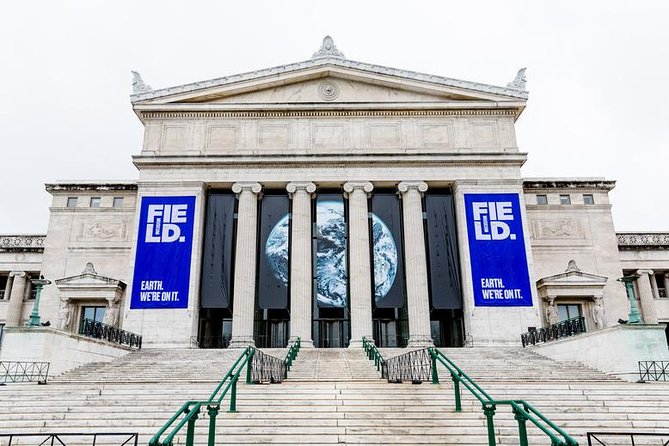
(1, 0), (668, 233)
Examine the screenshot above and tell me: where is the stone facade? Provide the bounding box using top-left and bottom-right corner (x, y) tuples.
(1, 38), (667, 350)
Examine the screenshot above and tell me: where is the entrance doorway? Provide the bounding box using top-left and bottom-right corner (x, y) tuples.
(313, 306), (350, 347)
(430, 309), (465, 347)
(197, 308), (232, 348)
(314, 318), (350, 348)
(254, 309), (290, 348)
(372, 307), (408, 347)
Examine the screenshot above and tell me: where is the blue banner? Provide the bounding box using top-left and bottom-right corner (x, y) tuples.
(464, 193), (532, 307)
(131, 196), (196, 309)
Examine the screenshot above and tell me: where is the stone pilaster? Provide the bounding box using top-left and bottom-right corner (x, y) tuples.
(287, 182), (316, 348)
(6, 272), (27, 326)
(229, 182), (262, 348)
(343, 181), (374, 348)
(636, 269), (658, 324)
(398, 181), (433, 347)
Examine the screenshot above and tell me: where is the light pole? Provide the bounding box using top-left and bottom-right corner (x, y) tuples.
(617, 275), (642, 324)
(27, 275), (51, 327)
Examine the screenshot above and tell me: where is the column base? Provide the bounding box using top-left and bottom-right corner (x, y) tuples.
(290, 336), (314, 348)
(407, 335), (434, 348)
(348, 337), (372, 349)
(228, 336), (255, 348)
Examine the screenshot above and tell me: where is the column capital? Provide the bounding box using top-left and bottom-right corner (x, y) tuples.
(8, 271), (26, 278)
(232, 182), (262, 195)
(398, 181), (428, 194)
(343, 181), (373, 194)
(286, 182), (316, 196)
(636, 269), (654, 276)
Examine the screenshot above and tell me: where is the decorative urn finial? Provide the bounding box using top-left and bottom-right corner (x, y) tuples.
(506, 67), (527, 90)
(565, 259), (581, 273)
(311, 35), (345, 60)
(82, 262), (98, 275)
(131, 70), (153, 93)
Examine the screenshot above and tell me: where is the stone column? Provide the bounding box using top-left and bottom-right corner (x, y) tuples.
(23, 276), (32, 301)
(229, 182), (262, 348)
(6, 272), (27, 326)
(398, 181), (433, 347)
(343, 181), (374, 348)
(636, 270), (658, 324)
(287, 182), (316, 348)
(649, 272), (660, 299)
(3, 275), (12, 301)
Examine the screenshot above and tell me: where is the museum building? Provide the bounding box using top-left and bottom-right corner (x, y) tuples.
(1, 37), (668, 351)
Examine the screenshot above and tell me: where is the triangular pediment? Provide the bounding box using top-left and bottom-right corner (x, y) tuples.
(131, 51), (527, 113)
(537, 261), (608, 288)
(197, 75), (468, 105)
(55, 263), (126, 290)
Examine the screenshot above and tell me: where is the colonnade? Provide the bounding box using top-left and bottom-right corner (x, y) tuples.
(226, 181), (434, 349)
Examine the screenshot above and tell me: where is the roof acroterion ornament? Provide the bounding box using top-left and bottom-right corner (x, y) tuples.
(506, 67), (527, 91)
(311, 35), (345, 60)
(131, 70), (153, 93)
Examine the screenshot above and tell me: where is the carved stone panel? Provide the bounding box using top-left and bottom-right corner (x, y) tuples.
(312, 123), (347, 149)
(419, 123), (454, 149)
(470, 120), (499, 149)
(532, 219), (585, 240)
(206, 125), (238, 150)
(367, 123), (401, 148)
(258, 124), (292, 149)
(162, 125), (189, 151)
(77, 222), (128, 242)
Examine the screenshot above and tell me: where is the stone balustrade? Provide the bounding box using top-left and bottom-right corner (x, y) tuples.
(617, 232), (669, 249)
(0, 235), (46, 251)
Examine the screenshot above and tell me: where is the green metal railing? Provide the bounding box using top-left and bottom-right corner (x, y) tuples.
(428, 347), (578, 446)
(150, 338), (301, 446)
(362, 337), (386, 378)
(284, 337), (301, 373)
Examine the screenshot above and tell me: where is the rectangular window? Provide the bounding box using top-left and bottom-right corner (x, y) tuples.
(81, 306), (106, 324)
(113, 197), (124, 208)
(583, 194), (594, 205)
(557, 304), (581, 321)
(536, 194), (548, 205)
(559, 194), (571, 205)
(67, 197), (78, 208)
(90, 197), (101, 208)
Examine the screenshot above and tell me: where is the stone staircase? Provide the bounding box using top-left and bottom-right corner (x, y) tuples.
(0, 346), (668, 445)
(287, 348), (382, 381)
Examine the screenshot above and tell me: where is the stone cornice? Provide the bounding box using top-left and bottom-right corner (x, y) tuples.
(136, 108), (519, 120)
(0, 235), (46, 252)
(132, 153), (527, 169)
(617, 232), (669, 250)
(523, 178), (615, 191)
(130, 58), (528, 104)
(45, 182), (138, 193)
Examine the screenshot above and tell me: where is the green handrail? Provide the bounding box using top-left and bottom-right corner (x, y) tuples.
(284, 337), (301, 374)
(428, 348), (578, 446)
(362, 337), (385, 373)
(150, 339), (301, 446)
(149, 347), (254, 446)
